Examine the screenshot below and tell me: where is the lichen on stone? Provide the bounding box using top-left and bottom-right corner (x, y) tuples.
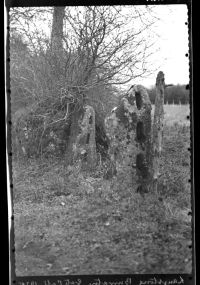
(105, 84), (152, 193)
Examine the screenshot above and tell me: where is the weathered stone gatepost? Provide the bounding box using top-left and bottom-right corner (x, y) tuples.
(105, 85), (152, 193)
(152, 71), (165, 192)
(133, 85), (152, 194)
(73, 105), (97, 170)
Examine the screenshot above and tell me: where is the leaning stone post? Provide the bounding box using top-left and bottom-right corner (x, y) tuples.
(152, 71), (165, 192)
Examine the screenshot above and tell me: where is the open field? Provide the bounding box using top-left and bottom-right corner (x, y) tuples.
(13, 105), (192, 275)
(152, 104), (190, 126)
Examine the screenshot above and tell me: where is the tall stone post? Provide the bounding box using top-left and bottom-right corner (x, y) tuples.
(152, 71), (165, 192)
(132, 85), (152, 194)
(73, 105), (97, 170)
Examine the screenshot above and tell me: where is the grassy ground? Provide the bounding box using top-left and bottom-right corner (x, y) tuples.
(13, 105), (192, 275)
(153, 104), (190, 126)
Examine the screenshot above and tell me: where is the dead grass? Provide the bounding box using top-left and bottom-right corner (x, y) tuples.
(13, 105), (192, 275)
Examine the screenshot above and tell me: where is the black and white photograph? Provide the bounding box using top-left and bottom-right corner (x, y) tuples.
(8, 3), (192, 277)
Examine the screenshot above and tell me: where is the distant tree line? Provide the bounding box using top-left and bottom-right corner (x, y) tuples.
(147, 84), (189, 104)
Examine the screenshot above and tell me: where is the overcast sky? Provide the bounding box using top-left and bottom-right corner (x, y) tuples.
(135, 4), (189, 88)
(9, 4), (189, 89)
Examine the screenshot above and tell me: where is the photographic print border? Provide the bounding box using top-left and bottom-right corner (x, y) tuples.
(5, 0), (195, 284)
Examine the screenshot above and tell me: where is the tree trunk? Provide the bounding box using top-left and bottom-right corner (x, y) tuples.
(51, 7), (65, 54)
(152, 71), (165, 192)
(50, 7), (65, 82)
